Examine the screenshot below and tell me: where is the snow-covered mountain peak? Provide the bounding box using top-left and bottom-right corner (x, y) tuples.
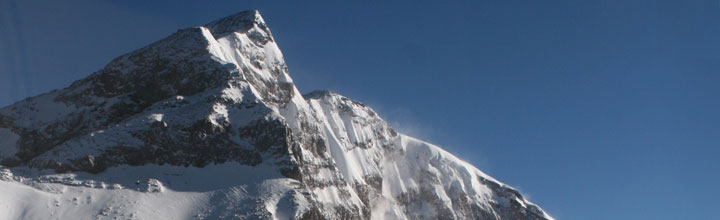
(0, 11), (553, 220)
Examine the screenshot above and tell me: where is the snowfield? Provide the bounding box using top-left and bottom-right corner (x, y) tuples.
(0, 163), (308, 220)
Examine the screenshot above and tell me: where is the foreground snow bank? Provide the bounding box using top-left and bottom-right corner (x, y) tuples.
(0, 163), (310, 220)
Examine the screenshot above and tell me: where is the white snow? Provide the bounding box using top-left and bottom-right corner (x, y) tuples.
(0, 162), (304, 220)
(209, 103), (229, 126)
(0, 178), (209, 220)
(147, 113), (164, 122)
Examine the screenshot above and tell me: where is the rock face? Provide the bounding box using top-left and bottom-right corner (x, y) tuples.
(0, 10), (553, 220)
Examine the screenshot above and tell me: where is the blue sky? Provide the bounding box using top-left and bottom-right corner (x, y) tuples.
(2, 0), (719, 219)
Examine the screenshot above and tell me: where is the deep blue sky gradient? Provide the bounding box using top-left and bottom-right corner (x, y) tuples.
(1, 0), (719, 219)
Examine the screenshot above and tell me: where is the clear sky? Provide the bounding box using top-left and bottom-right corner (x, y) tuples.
(2, 0), (719, 219)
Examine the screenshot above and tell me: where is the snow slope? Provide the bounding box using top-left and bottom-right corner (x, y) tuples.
(0, 163), (308, 219)
(0, 10), (553, 220)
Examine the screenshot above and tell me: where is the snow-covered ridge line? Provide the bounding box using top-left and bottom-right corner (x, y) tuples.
(303, 90), (553, 219)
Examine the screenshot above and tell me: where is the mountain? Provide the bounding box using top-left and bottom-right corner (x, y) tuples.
(0, 10), (553, 220)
